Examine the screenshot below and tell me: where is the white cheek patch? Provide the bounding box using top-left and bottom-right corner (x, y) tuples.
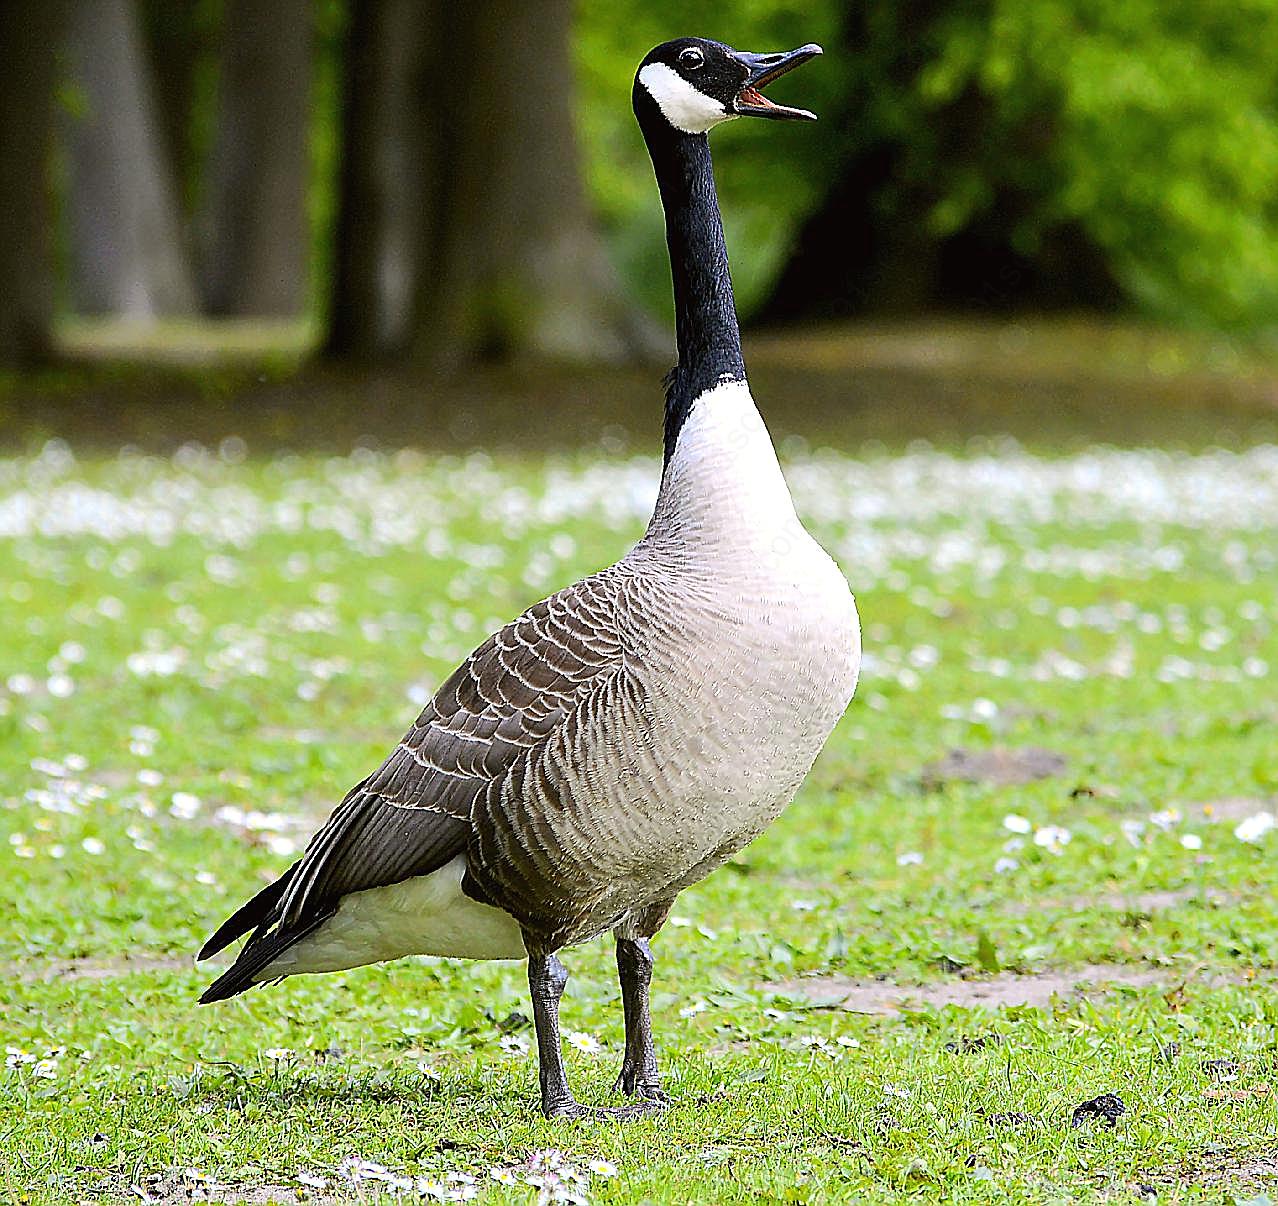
(638, 62), (735, 134)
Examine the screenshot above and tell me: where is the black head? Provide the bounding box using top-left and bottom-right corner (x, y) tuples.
(633, 37), (822, 135)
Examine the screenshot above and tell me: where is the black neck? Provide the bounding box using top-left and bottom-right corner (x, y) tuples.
(636, 100), (746, 464)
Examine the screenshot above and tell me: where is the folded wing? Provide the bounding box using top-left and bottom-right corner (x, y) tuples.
(198, 569), (630, 1000)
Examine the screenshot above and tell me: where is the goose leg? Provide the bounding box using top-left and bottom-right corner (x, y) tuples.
(613, 937), (666, 1103)
(527, 949), (579, 1118)
(526, 942), (667, 1120)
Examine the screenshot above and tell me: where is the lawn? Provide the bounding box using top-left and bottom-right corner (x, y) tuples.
(2, 360), (1277, 1202)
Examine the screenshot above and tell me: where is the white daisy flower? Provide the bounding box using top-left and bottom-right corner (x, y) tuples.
(1235, 812), (1275, 844)
(565, 1031), (601, 1055)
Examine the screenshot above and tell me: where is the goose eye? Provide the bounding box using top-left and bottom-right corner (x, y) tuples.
(678, 47), (704, 71)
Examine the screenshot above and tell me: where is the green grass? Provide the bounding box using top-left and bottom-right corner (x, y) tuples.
(2, 425), (1277, 1202)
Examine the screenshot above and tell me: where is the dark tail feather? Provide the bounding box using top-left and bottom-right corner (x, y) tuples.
(198, 906), (334, 1004)
(198, 865), (297, 961)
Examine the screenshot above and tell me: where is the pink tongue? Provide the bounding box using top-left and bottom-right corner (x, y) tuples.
(739, 86), (774, 108)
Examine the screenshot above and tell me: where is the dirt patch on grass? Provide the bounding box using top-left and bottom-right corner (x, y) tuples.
(1194, 1150), (1278, 1187)
(1192, 796), (1277, 822)
(10, 953), (195, 982)
(146, 1183), (326, 1206)
(772, 964), (1244, 1015)
(66, 1172), (337, 1205)
(1003, 887), (1241, 917)
(1140, 1146), (1278, 1195)
(1095, 888), (1232, 912)
(28, 318), (1278, 457)
(923, 746), (1068, 788)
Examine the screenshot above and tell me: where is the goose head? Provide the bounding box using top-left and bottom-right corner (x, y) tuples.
(634, 38), (822, 136)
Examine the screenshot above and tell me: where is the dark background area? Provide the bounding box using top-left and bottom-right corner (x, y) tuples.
(1, 0), (1277, 448)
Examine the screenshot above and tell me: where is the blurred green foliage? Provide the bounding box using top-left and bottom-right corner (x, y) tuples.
(576, 0), (1278, 330)
(109, 1), (1278, 336)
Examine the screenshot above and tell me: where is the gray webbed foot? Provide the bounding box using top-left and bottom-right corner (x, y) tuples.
(611, 1065), (669, 1102)
(545, 1096), (669, 1121)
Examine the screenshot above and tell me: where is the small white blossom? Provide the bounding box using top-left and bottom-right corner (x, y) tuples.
(801, 1035), (835, 1053)
(1234, 812), (1275, 844)
(565, 1031), (601, 1055)
(896, 851), (924, 866)
(1033, 825), (1071, 854)
(169, 792), (201, 819)
(1003, 814), (1032, 834)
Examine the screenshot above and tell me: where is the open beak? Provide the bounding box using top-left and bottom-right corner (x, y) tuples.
(730, 43), (823, 121)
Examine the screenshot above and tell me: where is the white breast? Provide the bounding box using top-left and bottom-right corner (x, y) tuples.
(648, 380), (859, 623)
(613, 379), (861, 874)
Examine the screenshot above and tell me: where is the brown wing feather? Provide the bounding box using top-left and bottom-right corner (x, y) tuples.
(201, 567), (631, 973)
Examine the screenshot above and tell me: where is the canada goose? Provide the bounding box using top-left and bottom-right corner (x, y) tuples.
(198, 36), (859, 1120)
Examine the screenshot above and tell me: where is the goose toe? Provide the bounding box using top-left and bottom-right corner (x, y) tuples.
(545, 1097), (670, 1122)
(611, 1068), (667, 1102)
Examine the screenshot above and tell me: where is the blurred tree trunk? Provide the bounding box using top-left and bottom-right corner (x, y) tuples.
(0, 1), (66, 364)
(326, 0), (433, 357)
(198, 0), (312, 316)
(64, 0), (199, 317)
(327, 0), (656, 366)
(142, 0), (215, 220)
(412, 0), (656, 368)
